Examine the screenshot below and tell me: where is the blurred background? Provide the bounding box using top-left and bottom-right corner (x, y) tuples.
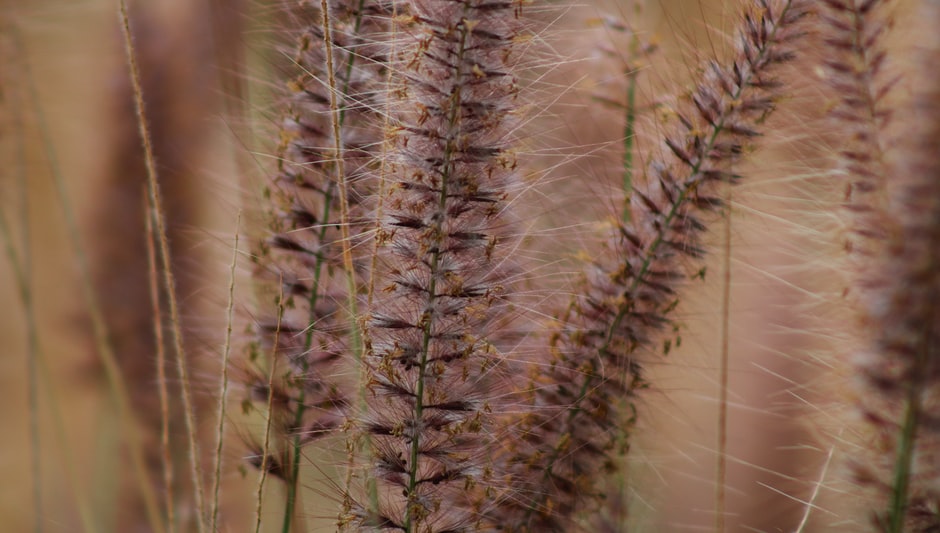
(0, 0), (925, 531)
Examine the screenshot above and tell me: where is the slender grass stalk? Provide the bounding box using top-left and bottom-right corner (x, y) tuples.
(255, 286), (286, 533)
(352, 2), (398, 516)
(211, 213), (241, 532)
(2, 204), (95, 533)
(117, 3), (207, 530)
(320, 0), (361, 367)
(590, 14), (661, 528)
(887, 366), (924, 533)
(277, 2), (364, 529)
(284, 0), (375, 528)
(145, 200), (175, 533)
(0, 21), (42, 529)
(715, 182), (732, 533)
(33, 327), (99, 533)
(245, 0), (391, 528)
(0, 201), (46, 533)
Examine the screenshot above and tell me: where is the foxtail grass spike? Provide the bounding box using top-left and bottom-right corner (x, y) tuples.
(492, 2), (812, 530)
(241, 1), (392, 525)
(344, 0), (525, 530)
(847, 2), (940, 530)
(819, 0), (896, 262)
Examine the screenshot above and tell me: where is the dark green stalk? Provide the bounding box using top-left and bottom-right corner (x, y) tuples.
(280, 0), (376, 525)
(403, 19), (470, 533)
(887, 372), (922, 533)
(281, 184), (332, 533)
(210, 214), (241, 532)
(119, 2), (210, 528)
(0, 198), (43, 533)
(715, 184), (732, 533)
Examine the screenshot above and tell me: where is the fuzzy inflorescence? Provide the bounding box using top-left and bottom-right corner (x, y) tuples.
(819, 0), (896, 261)
(341, 0), (525, 530)
(490, 1), (812, 531)
(846, 2), (940, 529)
(241, 0), (392, 518)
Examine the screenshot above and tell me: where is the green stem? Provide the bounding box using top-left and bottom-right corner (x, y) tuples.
(402, 19), (470, 533)
(621, 37), (639, 223)
(281, 184), (332, 533)
(886, 327), (932, 533)
(282, 0), (373, 527)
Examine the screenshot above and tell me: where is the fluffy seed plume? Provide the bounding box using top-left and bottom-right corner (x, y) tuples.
(847, 2), (940, 529)
(491, 2), (812, 530)
(242, 0), (392, 523)
(818, 0), (897, 261)
(343, 0), (525, 530)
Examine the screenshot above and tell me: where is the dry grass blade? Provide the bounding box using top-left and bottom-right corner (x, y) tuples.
(211, 212), (241, 532)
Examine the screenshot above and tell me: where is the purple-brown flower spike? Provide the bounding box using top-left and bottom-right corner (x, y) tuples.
(342, 0), (526, 531)
(492, 1), (812, 530)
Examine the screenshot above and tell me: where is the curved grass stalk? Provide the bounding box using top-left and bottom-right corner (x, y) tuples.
(210, 213), (241, 532)
(145, 203), (175, 532)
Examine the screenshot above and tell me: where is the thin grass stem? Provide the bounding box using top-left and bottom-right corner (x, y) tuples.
(1, 23), (42, 529)
(621, 30), (639, 223)
(255, 285), (286, 533)
(145, 197), (175, 533)
(211, 212), (241, 532)
(1, 204), (96, 532)
(278, 3), (360, 530)
(715, 183), (732, 533)
(0, 200), (46, 533)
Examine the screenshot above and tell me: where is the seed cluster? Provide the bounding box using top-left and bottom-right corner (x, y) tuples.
(346, 0), (524, 530)
(243, 0), (391, 482)
(494, 2), (811, 530)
